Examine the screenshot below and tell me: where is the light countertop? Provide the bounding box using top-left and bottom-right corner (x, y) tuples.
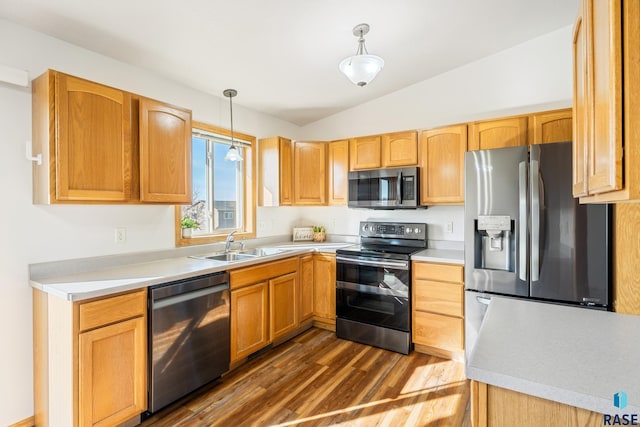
(411, 248), (464, 264)
(30, 241), (352, 302)
(466, 297), (640, 414)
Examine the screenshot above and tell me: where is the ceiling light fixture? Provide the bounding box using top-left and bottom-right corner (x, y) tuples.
(223, 88), (243, 161)
(339, 23), (384, 87)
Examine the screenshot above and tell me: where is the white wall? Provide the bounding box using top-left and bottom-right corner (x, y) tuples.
(0, 19), (572, 425)
(0, 18), (301, 425)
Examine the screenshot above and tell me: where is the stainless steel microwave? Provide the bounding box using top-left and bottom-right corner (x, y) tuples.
(348, 167), (421, 209)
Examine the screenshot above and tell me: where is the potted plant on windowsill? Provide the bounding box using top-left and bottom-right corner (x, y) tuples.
(181, 217), (199, 238)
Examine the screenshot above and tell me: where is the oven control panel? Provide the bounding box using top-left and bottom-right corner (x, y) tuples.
(360, 221), (427, 240)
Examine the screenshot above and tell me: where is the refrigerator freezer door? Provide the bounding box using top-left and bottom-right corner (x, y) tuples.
(464, 146), (529, 296)
(529, 143), (610, 306)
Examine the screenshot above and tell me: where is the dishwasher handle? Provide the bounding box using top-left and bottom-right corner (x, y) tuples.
(151, 271), (229, 301)
(152, 283), (229, 310)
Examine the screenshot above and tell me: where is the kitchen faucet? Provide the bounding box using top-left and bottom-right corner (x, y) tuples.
(224, 231), (237, 252)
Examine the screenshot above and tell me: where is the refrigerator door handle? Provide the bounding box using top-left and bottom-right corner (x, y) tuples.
(518, 161), (527, 282)
(530, 159), (540, 282)
(476, 296), (492, 305)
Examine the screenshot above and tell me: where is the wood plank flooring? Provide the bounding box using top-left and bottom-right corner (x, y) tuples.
(140, 328), (470, 426)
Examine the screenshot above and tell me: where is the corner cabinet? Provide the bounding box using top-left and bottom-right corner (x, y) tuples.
(412, 261), (464, 361)
(293, 141), (327, 205)
(31, 70), (192, 204)
(572, 0), (640, 202)
(258, 136), (293, 206)
(468, 116), (528, 151)
(34, 289), (147, 427)
(420, 124), (467, 205)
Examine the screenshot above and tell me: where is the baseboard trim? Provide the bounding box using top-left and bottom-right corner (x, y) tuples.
(8, 416), (35, 427)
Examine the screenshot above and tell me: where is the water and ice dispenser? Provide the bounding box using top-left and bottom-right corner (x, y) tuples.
(473, 215), (514, 272)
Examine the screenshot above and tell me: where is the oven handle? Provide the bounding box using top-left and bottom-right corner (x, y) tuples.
(337, 280), (409, 299)
(336, 256), (409, 270)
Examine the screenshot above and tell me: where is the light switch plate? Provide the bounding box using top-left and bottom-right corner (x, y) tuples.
(292, 227), (314, 241)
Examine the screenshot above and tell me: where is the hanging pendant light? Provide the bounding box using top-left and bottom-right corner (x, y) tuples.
(223, 88), (243, 161)
(339, 23), (384, 87)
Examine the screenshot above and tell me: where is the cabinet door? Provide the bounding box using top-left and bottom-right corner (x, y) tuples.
(230, 282), (269, 362)
(139, 98), (192, 203)
(299, 255), (314, 322)
(587, 0), (623, 195)
(293, 141), (326, 205)
(258, 136), (292, 206)
(55, 72), (132, 202)
(313, 254), (336, 320)
(468, 117), (528, 151)
(349, 136), (381, 170)
(381, 131), (418, 167)
(270, 272), (298, 341)
(279, 137), (294, 205)
(420, 125), (467, 205)
(78, 317), (146, 426)
(328, 139), (349, 206)
(573, 4), (589, 197)
(529, 109), (573, 145)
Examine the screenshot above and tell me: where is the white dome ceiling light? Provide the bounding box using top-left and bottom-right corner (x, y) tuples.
(339, 23), (385, 87)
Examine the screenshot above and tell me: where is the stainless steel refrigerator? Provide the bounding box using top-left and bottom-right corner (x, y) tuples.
(464, 142), (611, 359)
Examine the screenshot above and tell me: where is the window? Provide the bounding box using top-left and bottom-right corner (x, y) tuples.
(176, 121), (256, 246)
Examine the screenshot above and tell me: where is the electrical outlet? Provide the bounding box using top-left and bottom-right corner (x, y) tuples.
(115, 227), (127, 243)
(446, 222), (453, 233)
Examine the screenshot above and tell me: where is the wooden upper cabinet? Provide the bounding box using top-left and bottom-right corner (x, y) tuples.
(350, 135), (381, 170)
(529, 109), (573, 145)
(573, 0), (629, 201)
(573, 5), (589, 198)
(139, 98), (192, 203)
(258, 136), (293, 206)
(381, 131), (418, 167)
(420, 124), (467, 205)
(31, 70), (193, 204)
(36, 71), (133, 203)
(293, 141), (327, 205)
(328, 139), (349, 206)
(468, 116), (528, 151)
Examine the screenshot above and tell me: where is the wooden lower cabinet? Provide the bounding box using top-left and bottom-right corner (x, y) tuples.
(312, 253), (336, 329)
(270, 272), (298, 341)
(34, 288), (147, 427)
(471, 381), (603, 427)
(231, 281), (269, 362)
(78, 317), (146, 426)
(299, 254), (315, 321)
(412, 261), (465, 361)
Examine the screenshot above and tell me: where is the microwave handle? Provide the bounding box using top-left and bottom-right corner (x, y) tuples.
(397, 170), (402, 205)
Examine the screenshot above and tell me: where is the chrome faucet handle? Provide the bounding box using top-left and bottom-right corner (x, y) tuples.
(239, 241), (245, 251)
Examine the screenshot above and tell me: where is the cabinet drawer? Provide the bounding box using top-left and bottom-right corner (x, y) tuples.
(230, 257), (298, 289)
(413, 311), (464, 351)
(79, 289), (146, 332)
(413, 262), (463, 283)
(414, 279), (463, 317)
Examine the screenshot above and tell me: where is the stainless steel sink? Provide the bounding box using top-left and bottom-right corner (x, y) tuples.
(240, 247), (286, 257)
(196, 253), (257, 262)
(190, 247), (289, 263)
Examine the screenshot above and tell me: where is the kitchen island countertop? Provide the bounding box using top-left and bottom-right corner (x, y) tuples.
(466, 297), (640, 415)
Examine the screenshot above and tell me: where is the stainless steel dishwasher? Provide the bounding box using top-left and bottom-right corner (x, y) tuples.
(147, 271), (230, 414)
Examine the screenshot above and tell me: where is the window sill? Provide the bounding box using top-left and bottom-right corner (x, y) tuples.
(175, 230), (256, 247)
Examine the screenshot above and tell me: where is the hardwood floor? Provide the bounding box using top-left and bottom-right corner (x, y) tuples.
(141, 328), (470, 426)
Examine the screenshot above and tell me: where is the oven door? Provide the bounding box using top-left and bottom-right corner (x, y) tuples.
(336, 254), (410, 331)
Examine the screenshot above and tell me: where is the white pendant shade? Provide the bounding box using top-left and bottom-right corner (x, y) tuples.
(339, 54), (384, 87)
(224, 145), (243, 161)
